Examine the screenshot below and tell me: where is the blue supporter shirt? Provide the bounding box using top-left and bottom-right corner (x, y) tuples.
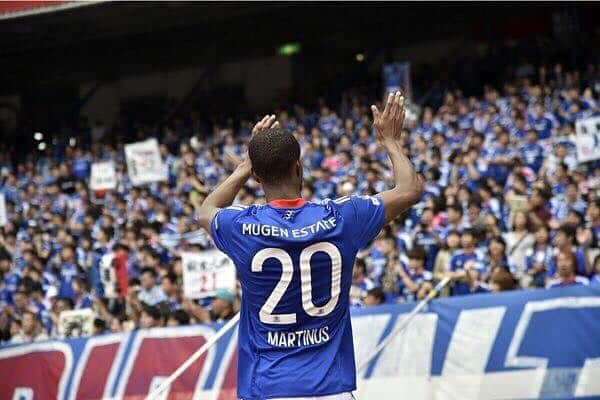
(58, 262), (80, 298)
(318, 115), (339, 136)
(528, 114), (554, 140)
(546, 276), (589, 289)
(546, 248), (587, 277)
(413, 230), (440, 272)
(449, 249), (485, 296)
(486, 145), (514, 184)
(525, 245), (553, 287)
(457, 114), (473, 131)
(520, 143), (544, 173)
(72, 156), (91, 179)
(396, 268), (433, 302)
(211, 195), (385, 399)
(3, 272), (21, 293)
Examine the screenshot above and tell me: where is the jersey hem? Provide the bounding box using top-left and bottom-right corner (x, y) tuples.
(238, 387), (357, 400)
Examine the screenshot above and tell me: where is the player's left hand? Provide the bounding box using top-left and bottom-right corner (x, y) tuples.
(371, 91), (405, 145)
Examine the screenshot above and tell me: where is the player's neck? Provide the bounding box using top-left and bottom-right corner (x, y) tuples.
(263, 184), (302, 203)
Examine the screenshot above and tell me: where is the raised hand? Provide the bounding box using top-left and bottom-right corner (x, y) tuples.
(371, 91), (405, 146)
(251, 114), (281, 138)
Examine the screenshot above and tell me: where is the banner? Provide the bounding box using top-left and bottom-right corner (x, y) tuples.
(575, 116), (600, 163)
(99, 251), (129, 299)
(125, 138), (167, 186)
(181, 250), (236, 299)
(383, 62), (411, 101)
(0, 193), (6, 227)
(89, 161), (117, 191)
(1, 285), (599, 400)
(57, 309), (95, 339)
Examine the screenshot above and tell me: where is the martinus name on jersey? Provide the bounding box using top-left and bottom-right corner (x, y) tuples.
(267, 326), (330, 347)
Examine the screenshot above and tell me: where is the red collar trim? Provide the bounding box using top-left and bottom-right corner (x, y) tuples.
(269, 198), (306, 208)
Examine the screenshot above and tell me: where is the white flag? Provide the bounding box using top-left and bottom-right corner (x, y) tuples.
(181, 250), (236, 299)
(124, 138), (167, 186)
(576, 116), (600, 163)
(89, 161), (117, 190)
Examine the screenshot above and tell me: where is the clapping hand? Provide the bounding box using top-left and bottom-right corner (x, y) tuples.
(371, 91), (405, 146)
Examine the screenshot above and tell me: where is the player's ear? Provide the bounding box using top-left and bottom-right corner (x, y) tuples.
(295, 161), (302, 177)
(251, 169), (261, 183)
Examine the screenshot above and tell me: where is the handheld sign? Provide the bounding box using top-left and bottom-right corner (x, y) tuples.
(181, 250), (236, 299)
(575, 116), (600, 163)
(58, 308), (95, 338)
(124, 138), (167, 186)
(89, 161), (117, 191)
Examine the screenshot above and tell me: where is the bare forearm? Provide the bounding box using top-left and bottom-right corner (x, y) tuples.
(388, 141), (420, 191)
(379, 140), (424, 224)
(198, 164), (250, 231)
(203, 165), (250, 209)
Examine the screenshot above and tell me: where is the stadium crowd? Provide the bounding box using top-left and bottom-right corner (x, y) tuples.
(0, 62), (599, 344)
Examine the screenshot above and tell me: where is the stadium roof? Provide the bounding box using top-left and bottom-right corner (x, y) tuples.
(0, 2), (596, 94)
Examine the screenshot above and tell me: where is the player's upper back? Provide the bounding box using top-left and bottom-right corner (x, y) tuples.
(211, 196), (384, 284)
(210, 196), (385, 399)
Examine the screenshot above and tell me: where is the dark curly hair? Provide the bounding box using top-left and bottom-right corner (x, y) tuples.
(248, 128), (300, 185)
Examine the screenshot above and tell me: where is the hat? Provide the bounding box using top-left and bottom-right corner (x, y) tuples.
(214, 289), (235, 304)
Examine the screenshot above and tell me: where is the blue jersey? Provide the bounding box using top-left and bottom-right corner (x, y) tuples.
(211, 195), (385, 399)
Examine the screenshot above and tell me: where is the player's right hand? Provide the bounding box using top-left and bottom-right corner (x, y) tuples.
(251, 114), (281, 138)
(371, 91), (405, 145)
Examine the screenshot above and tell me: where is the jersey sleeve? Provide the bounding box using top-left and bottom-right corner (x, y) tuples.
(338, 195), (385, 250)
(210, 206), (244, 254)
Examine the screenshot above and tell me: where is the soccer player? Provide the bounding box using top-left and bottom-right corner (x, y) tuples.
(198, 91), (423, 400)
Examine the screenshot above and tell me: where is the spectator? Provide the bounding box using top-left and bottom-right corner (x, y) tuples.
(167, 309), (191, 326)
(505, 211), (535, 277)
(525, 225), (553, 288)
(489, 267), (518, 292)
(546, 251), (590, 289)
(395, 246), (433, 302)
(182, 289), (236, 324)
(528, 188), (553, 228)
(138, 268), (168, 306)
(364, 287), (386, 307)
(547, 225), (589, 278)
(139, 305), (163, 329)
(446, 229), (485, 296)
(72, 277), (93, 309)
(433, 230), (460, 296)
(93, 318), (107, 335)
(161, 272), (181, 309)
(350, 258), (375, 306)
(9, 311), (49, 344)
